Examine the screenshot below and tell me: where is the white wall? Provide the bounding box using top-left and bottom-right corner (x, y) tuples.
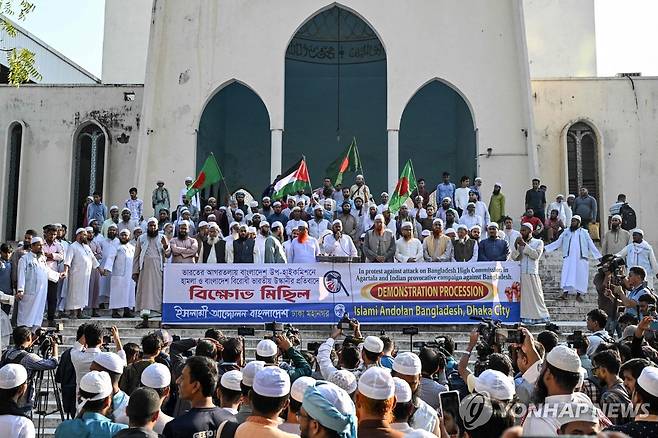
(101, 0), (152, 84)
(0, 85), (143, 240)
(136, 0), (535, 219)
(532, 77), (658, 240)
(524, 0), (596, 77)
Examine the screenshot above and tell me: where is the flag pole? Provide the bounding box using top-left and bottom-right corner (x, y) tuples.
(353, 137), (363, 175)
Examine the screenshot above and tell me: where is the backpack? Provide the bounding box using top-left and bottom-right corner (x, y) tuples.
(217, 420), (239, 438)
(0, 348), (29, 368)
(619, 204), (637, 231)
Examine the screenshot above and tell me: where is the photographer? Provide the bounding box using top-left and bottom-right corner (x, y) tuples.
(594, 257), (624, 337)
(255, 334), (311, 381)
(586, 309), (614, 357)
(608, 266), (652, 317)
(630, 316), (658, 364)
(71, 323), (125, 386)
(0, 326), (58, 410)
(317, 326), (361, 379)
(120, 333), (162, 396)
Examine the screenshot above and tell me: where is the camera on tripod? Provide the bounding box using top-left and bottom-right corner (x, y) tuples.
(566, 330), (588, 350)
(34, 324), (63, 356)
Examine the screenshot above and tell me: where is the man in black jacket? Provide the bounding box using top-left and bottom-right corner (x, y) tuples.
(55, 323), (87, 418)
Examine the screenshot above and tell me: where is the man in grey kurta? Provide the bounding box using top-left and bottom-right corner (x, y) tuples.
(363, 214), (396, 262)
(132, 218), (170, 325)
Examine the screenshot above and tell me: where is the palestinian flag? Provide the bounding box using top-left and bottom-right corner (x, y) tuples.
(388, 159), (417, 214)
(325, 138), (363, 186)
(272, 158), (312, 199)
(186, 154), (223, 199)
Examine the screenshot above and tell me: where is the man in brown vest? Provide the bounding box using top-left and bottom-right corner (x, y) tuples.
(452, 224), (478, 262)
(422, 218), (453, 262)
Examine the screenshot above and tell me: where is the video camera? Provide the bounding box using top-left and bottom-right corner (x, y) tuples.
(264, 321), (301, 346)
(597, 254), (626, 280)
(34, 324), (63, 357)
(566, 330), (588, 350)
(337, 313), (353, 330)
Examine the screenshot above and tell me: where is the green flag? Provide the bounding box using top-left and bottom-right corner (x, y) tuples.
(186, 154), (223, 199)
(325, 138), (362, 186)
(272, 157), (312, 200)
(388, 159), (417, 214)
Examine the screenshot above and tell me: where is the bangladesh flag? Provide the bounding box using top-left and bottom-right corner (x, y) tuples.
(388, 159), (418, 214)
(186, 154), (223, 199)
(325, 138), (363, 186)
(272, 158), (312, 199)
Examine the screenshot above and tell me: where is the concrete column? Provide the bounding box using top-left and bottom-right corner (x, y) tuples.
(271, 129), (283, 181)
(387, 129), (399, 192)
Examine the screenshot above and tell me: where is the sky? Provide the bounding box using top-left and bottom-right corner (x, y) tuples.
(5, 0), (658, 79)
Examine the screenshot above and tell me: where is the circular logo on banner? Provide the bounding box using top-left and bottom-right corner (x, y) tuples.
(322, 271), (350, 296)
(334, 304), (346, 318)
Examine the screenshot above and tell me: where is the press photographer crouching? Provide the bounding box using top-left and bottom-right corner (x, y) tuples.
(0, 326), (59, 412)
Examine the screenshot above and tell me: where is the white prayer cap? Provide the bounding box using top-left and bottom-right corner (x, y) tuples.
(53, 223), (63, 228)
(298, 221), (308, 229)
(421, 230), (430, 237)
(445, 228), (456, 235)
(75, 228), (87, 235)
(207, 214), (217, 221)
(521, 222), (534, 231)
(358, 367), (394, 400)
(637, 366), (658, 397)
(146, 217), (158, 225)
(571, 215), (582, 223)
(363, 336), (384, 354)
(249, 201), (258, 208)
(611, 214), (622, 222)
(263, 196), (271, 201)
(473, 369), (515, 401)
(470, 225), (481, 231)
(79, 370), (113, 401)
(157, 179), (164, 184)
(229, 221), (239, 229)
(406, 431), (436, 438)
(252, 213), (262, 221)
(632, 228), (644, 236)
(30, 237), (43, 245)
(546, 345), (581, 373)
(487, 222), (499, 229)
(567, 194), (576, 199)
(291, 376), (316, 402)
(259, 221), (270, 229)
(556, 402), (598, 427)
(393, 352), (422, 376)
(401, 222), (413, 230)
(119, 229), (131, 236)
(247, 226), (257, 234)
(198, 221), (208, 228)
(271, 221), (283, 229)
(332, 219), (342, 227)
(92, 352), (126, 374)
(220, 370), (243, 392)
(442, 197), (452, 202)
(273, 201), (282, 207)
(432, 218), (444, 226)
(313, 204), (323, 211)
(233, 210), (243, 216)
(121, 207), (131, 213)
(374, 214), (385, 222)
(132, 226), (142, 232)
(329, 369), (357, 394)
(467, 202), (476, 207)
(356, 174), (364, 179)
(475, 177), (483, 182)
(179, 220), (190, 228)
(622, 325), (637, 340)
(85, 227), (94, 232)
(456, 224), (468, 231)
(393, 377), (412, 403)
(381, 192), (389, 197)
(109, 205), (119, 211)
(141, 363), (171, 389)
(0, 364), (27, 389)
(291, 206), (301, 212)
(556, 194), (565, 199)
(494, 182), (502, 188)
(108, 223), (118, 230)
(242, 361), (265, 387)
(238, 224), (248, 231)
(253, 366), (291, 398)
(185, 176), (193, 182)
(208, 223), (220, 231)
(256, 339), (278, 357)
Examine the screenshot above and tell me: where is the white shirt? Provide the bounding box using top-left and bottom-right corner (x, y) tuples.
(454, 187), (470, 211)
(395, 237), (424, 263)
(153, 409), (174, 434)
(0, 414), (34, 438)
(321, 233), (358, 257)
(71, 341), (127, 386)
(308, 219), (330, 239)
(460, 213), (483, 229)
(522, 392), (594, 436)
(503, 228), (522, 248)
(289, 237), (320, 263)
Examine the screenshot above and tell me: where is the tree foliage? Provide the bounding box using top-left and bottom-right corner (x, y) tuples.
(1, 0), (42, 86)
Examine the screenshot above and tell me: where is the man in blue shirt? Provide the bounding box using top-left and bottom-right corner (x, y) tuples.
(478, 223), (510, 261)
(0, 244), (12, 315)
(436, 172), (456, 206)
(86, 192), (108, 227)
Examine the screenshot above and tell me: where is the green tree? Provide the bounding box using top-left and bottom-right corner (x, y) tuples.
(1, 0), (41, 85)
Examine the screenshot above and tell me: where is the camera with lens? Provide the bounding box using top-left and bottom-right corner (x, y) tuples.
(566, 330), (588, 350)
(506, 329), (525, 345)
(34, 324), (63, 357)
(102, 327), (114, 345)
(337, 313), (353, 330)
(597, 254), (626, 281)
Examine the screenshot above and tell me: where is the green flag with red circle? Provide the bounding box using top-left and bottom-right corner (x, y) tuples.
(186, 154), (223, 199)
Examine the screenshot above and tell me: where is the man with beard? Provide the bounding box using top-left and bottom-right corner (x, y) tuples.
(395, 223), (423, 263)
(321, 220), (357, 257)
(267, 201), (288, 229)
(42, 224), (64, 326)
(616, 228), (658, 289)
(264, 222), (287, 263)
(436, 197), (453, 223)
(548, 194), (571, 225)
(361, 204), (378, 234)
(478, 223), (509, 261)
(460, 203), (483, 229)
(423, 218), (453, 262)
(512, 223), (550, 324)
(308, 205), (329, 240)
(259, 196), (273, 218)
(351, 196), (366, 222)
(444, 208), (458, 230)
(227, 225), (256, 263)
(322, 199), (335, 221)
(101, 205), (121, 237)
(199, 223), (226, 264)
(105, 229), (137, 318)
(336, 201), (357, 244)
(602, 215), (631, 255)
(16, 237), (61, 329)
(452, 225), (478, 262)
(501, 216), (521, 248)
(249, 213), (263, 231)
(86, 224), (103, 317)
(469, 225), (482, 242)
(410, 195), (427, 221)
(285, 207), (306, 237)
(522, 345), (597, 436)
(394, 205), (421, 239)
(289, 223), (320, 263)
(377, 192), (389, 214)
(363, 215), (395, 263)
(98, 223), (121, 312)
(170, 222), (198, 264)
(488, 182), (506, 224)
(349, 174), (371, 203)
(133, 218), (170, 325)
(118, 208), (138, 235)
(468, 189), (490, 225)
(545, 215), (602, 302)
(356, 367), (404, 438)
(254, 222), (270, 263)
(195, 221), (209, 251)
(62, 228), (103, 319)
(10, 230), (35, 294)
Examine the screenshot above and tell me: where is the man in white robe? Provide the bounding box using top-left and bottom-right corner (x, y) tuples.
(62, 228), (103, 319)
(460, 203), (483, 229)
(616, 228), (658, 289)
(288, 222), (320, 263)
(395, 222), (423, 263)
(105, 229), (136, 318)
(16, 237), (61, 330)
(321, 220), (358, 257)
(99, 224), (121, 308)
(253, 222), (270, 263)
(545, 215), (602, 302)
(511, 223), (551, 324)
(548, 194), (571, 225)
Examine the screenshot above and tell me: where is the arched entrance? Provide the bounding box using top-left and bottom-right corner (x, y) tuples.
(197, 82), (271, 202)
(567, 121), (600, 219)
(284, 5), (387, 193)
(72, 123), (107, 229)
(5, 122), (23, 240)
(399, 80), (476, 197)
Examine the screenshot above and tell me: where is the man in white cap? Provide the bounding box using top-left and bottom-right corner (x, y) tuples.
(118, 207), (139, 235)
(548, 194), (571, 225)
(460, 202), (483, 229)
(141, 363), (173, 433)
(308, 205), (330, 240)
(104, 229), (137, 318)
(216, 370), (243, 422)
(488, 182), (505, 224)
(350, 174), (371, 203)
(392, 352), (440, 435)
(280, 375), (316, 434)
(616, 228), (658, 288)
(264, 221), (287, 263)
(395, 222), (423, 263)
(545, 215), (602, 302)
(169, 221), (198, 264)
(288, 222), (320, 263)
(90, 351), (130, 424)
(329, 369), (358, 397)
(0, 364), (34, 437)
(226, 224), (256, 263)
(321, 220), (358, 257)
(452, 224), (478, 262)
(522, 345), (596, 436)
(252, 221), (270, 263)
(391, 377), (418, 435)
(180, 176), (200, 210)
(132, 218), (170, 325)
(98, 223), (121, 310)
(199, 223), (226, 263)
(377, 192), (390, 214)
(235, 360), (265, 423)
(512, 222), (550, 324)
(255, 336), (312, 381)
(364, 214), (396, 263)
(477, 222), (509, 261)
(356, 367), (403, 437)
(601, 214), (631, 255)
(299, 381), (358, 438)
(422, 218), (453, 262)
(55, 370), (128, 437)
(101, 205), (121, 237)
(604, 366), (658, 436)
(62, 228), (103, 319)
(16, 236), (61, 329)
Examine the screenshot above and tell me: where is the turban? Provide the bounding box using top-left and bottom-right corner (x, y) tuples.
(302, 383), (357, 438)
(147, 217), (158, 225)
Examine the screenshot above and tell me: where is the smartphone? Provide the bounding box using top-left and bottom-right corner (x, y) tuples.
(439, 390), (461, 419)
